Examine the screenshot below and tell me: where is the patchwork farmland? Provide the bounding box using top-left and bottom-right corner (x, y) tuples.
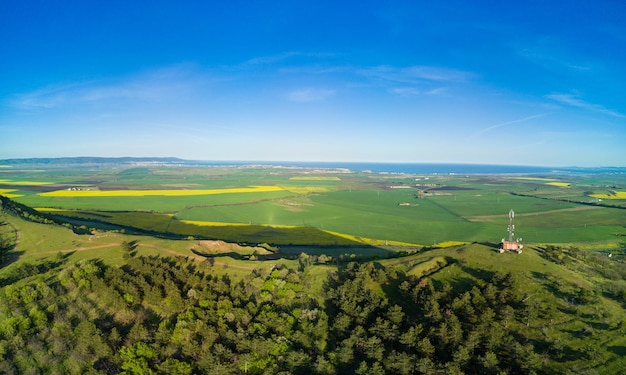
(1, 163), (624, 249)
(1, 160), (626, 374)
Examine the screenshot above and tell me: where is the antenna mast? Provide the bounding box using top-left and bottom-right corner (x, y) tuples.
(508, 209), (515, 243)
(499, 209), (523, 254)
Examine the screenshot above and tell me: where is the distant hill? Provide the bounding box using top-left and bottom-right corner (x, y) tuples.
(0, 156), (186, 167)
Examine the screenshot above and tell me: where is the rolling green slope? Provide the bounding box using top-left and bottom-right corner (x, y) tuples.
(2, 196), (626, 373)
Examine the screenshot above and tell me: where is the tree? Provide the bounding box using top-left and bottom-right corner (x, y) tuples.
(156, 358), (192, 375)
(119, 342), (157, 375)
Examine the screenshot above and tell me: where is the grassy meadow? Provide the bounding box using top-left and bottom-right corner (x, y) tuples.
(1, 162), (626, 374)
(2, 206), (625, 373)
(0, 164), (624, 248)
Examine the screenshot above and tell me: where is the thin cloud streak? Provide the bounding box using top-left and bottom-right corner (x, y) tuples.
(8, 64), (214, 110)
(388, 87), (448, 96)
(245, 52), (336, 66)
(547, 93), (626, 119)
(357, 65), (474, 84)
(470, 113), (551, 138)
(517, 46), (592, 72)
(6, 60), (473, 112)
(245, 52), (300, 65)
(287, 88), (336, 102)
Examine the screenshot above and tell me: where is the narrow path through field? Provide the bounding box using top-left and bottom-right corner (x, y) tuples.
(36, 242), (122, 255)
(465, 205), (602, 222)
(30, 240), (257, 272)
(425, 197), (469, 222)
(137, 243), (257, 271)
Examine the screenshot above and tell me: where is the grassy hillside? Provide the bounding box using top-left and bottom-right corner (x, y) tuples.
(2, 198), (626, 373)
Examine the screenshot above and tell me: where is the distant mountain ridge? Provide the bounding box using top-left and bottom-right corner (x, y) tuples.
(0, 156), (185, 166)
(1, 157), (624, 174)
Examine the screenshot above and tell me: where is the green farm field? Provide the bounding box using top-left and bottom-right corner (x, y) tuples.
(1, 163), (626, 374)
(1, 164), (624, 248)
(2, 204), (626, 374)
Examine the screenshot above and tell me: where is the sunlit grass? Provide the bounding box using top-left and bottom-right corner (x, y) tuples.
(514, 177), (557, 181)
(321, 229), (422, 247)
(434, 240), (469, 248)
(288, 176), (341, 181)
(407, 256), (447, 277)
(39, 185), (285, 197)
(35, 207), (73, 212)
(0, 189), (23, 198)
(590, 191), (626, 199)
(546, 181), (571, 188)
(0, 179), (52, 185)
(180, 220), (255, 227)
(180, 219), (297, 229)
(281, 186), (330, 194)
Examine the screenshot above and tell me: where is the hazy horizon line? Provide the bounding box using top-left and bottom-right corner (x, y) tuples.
(0, 156), (623, 169)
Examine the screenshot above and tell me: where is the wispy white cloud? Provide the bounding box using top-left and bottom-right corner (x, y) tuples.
(547, 93), (626, 119)
(8, 58), (474, 112)
(357, 65), (474, 84)
(517, 47), (591, 72)
(286, 88), (336, 103)
(278, 65), (349, 75)
(470, 113), (551, 138)
(388, 86), (448, 96)
(245, 52), (301, 65)
(245, 52), (335, 66)
(388, 87), (421, 96)
(9, 64), (214, 110)
(243, 54), (473, 99)
(265, 57), (474, 86)
(11, 82), (87, 109)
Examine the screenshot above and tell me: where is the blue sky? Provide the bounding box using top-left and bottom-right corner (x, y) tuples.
(1, 1), (625, 166)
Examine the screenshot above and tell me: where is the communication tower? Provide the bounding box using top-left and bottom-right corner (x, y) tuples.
(499, 209), (523, 254)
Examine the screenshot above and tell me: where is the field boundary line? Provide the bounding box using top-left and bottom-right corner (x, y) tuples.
(466, 205), (603, 222)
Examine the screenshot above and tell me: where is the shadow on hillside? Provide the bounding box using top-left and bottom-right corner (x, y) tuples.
(514, 333), (581, 362)
(0, 255), (64, 287)
(44, 211), (412, 262)
(459, 265), (495, 282)
(0, 250), (25, 272)
(191, 243), (397, 263)
(48, 213), (403, 253)
(476, 241), (502, 252)
(214, 225), (381, 247)
(60, 250), (76, 259)
(189, 225), (402, 262)
(191, 249), (289, 261)
(608, 345), (626, 357)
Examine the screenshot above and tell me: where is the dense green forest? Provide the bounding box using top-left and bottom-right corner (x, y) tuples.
(3, 248), (625, 374)
(1, 253), (546, 374)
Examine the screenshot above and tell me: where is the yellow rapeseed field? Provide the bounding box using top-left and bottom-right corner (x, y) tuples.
(288, 176), (341, 181)
(546, 181), (571, 188)
(321, 230), (421, 247)
(282, 187), (329, 194)
(39, 186), (285, 197)
(34, 207), (69, 212)
(514, 177), (556, 181)
(590, 191), (626, 199)
(179, 220), (249, 227)
(180, 220), (297, 229)
(434, 240), (469, 248)
(0, 189), (23, 198)
(0, 179), (52, 185)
